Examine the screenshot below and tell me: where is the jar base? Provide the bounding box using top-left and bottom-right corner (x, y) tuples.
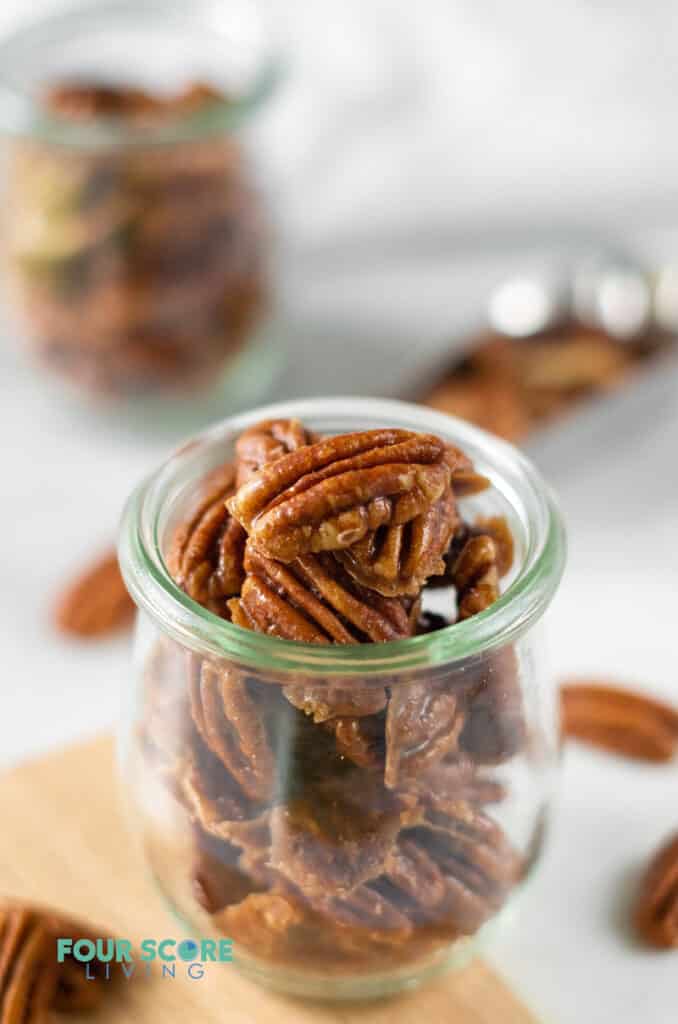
(230, 939), (480, 1002)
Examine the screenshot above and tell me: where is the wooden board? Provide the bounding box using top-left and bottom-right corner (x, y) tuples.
(0, 737), (537, 1023)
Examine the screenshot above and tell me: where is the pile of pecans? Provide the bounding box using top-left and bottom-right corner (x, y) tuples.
(424, 320), (670, 443)
(141, 420), (529, 972)
(5, 82), (267, 399)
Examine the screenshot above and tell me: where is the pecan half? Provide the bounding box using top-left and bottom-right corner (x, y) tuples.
(189, 661), (275, 802)
(269, 778), (417, 899)
(634, 832), (678, 948)
(459, 647), (525, 763)
(0, 903), (118, 1020)
(560, 681), (678, 762)
(0, 906), (55, 1024)
(451, 534), (500, 620)
(230, 543), (414, 644)
(227, 429), (455, 562)
(53, 549), (135, 638)
(235, 418), (317, 487)
(165, 461), (246, 617)
(384, 682), (465, 788)
(336, 486), (459, 597)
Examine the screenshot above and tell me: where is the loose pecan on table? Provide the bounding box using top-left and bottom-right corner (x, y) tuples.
(634, 832), (678, 949)
(560, 681), (678, 762)
(53, 549), (135, 638)
(0, 902), (118, 1021)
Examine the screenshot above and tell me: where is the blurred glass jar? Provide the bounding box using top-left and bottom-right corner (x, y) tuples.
(118, 397), (566, 1000)
(0, 0), (280, 404)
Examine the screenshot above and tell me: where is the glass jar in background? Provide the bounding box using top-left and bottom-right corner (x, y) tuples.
(0, 0), (281, 408)
(118, 397), (566, 1000)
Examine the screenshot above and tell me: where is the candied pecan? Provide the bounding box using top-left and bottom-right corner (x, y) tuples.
(166, 461), (246, 616)
(323, 713), (386, 770)
(192, 830), (264, 914)
(451, 534), (500, 620)
(0, 903), (119, 1019)
(459, 647), (526, 763)
(443, 446), (491, 497)
(189, 661), (275, 802)
(384, 682), (465, 788)
(426, 378), (531, 443)
(283, 681), (387, 723)
(216, 890), (311, 962)
(473, 516), (514, 578)
(227, 429), (455, 562)
(231, 543), (414, 644)
(52, 548), (135, 638)
(235, 418), (317, 487)
(404, 806), (520, 933)
(336, 486), (459, 597)
(180, 727), (257, 830)
(560, 681), (678, 762)
(269, 778), (417, 899)
(634, 832), (678, 948)
(317, 884), (413, 951)
(0, 906), (55, 1024)
(400, 755), (504, 812)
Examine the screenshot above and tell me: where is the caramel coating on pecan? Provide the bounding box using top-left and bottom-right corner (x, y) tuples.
(190, 661), (275, 803)
(459, 647), (526, 763)
(166, 461), (246, 616)
(451, 534), (500, 620)
(283, 681), (387, 723)
(192, 831), (262, 915)
(0, 903), (119, 1020)
(634, 832), (678, 948)
(228, 429), (455, 562)
(336, 486), (459, 597)
(323, 713), (386, 770)
(235, 418), (317, 487)
(269, 779), (416, 899)
(0, 906), (55, 1024)
(560, 681), (678, 762)
(231, 543), (414, 644)
(53, 549), (135, 638)
(181, 730), (256, 831)
(385, 683), (465, 788)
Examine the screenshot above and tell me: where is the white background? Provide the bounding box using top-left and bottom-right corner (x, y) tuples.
(1, 3), (678, 1023)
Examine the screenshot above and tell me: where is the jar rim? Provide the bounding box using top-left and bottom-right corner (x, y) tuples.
(0, 0), (282, 147)
(119, 397), (567, 676)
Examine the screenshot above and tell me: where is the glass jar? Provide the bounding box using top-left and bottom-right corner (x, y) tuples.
(0, 0), (281, 408)
(118, 397), (566, 1000)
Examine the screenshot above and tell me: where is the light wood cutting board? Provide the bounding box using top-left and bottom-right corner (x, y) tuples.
(0, 737), (537, 1023)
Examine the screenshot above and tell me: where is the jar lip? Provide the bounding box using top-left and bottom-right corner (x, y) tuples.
(119, 397), (567, 676)
(0, 0), (282, 147)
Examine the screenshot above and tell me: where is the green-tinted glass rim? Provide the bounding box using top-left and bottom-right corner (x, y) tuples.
(0, 0), (282, 147)
(119, 398), (567, 676)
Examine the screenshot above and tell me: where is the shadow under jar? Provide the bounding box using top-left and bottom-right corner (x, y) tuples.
(118, 397), (566, 1001)
(0, 0), (279, 405)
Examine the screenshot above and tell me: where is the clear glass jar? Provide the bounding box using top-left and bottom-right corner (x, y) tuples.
(0, 0), (281, 407)
(118, 397), (566, 1000)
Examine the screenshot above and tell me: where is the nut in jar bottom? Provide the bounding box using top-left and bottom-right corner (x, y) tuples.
(132, 634), (544, 992)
